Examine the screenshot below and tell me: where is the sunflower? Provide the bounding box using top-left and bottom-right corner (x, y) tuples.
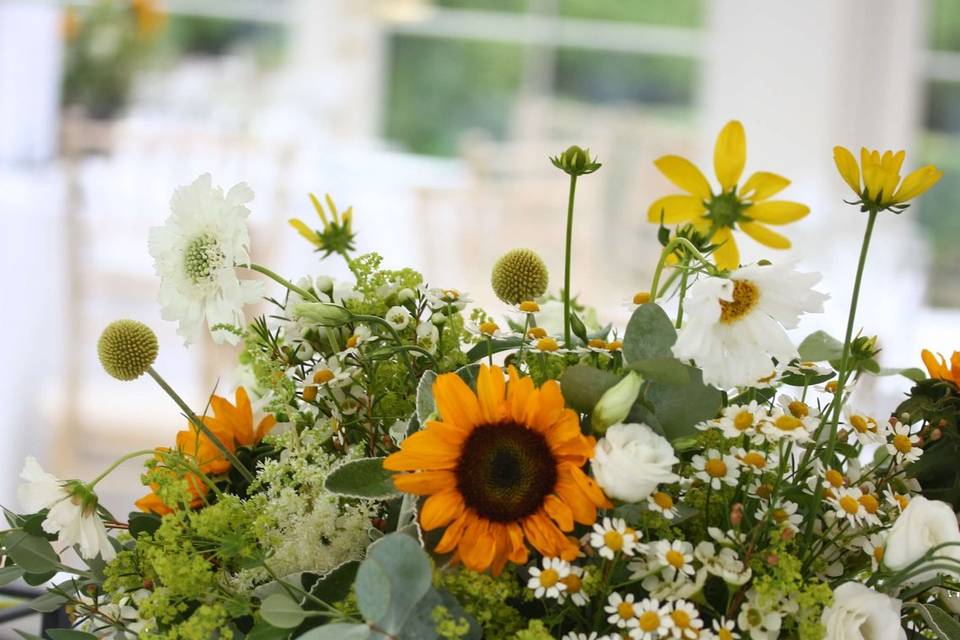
(648, 120), (809, 270)
(833, 147), (942, 213)
(385, 365), (610, 574)
(921, 349), (960, 386)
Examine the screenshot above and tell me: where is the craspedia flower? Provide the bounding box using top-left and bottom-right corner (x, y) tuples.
(97, 319), (158, 381)
(491, 249), (549, 305)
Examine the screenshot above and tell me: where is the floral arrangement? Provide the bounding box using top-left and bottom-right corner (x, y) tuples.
(4, 123), (960, 640)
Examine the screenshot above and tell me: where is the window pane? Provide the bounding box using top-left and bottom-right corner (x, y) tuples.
(930, 0), (960, 52)
(554, 49), (696, 106)
(433, 0), (527, 12)
(558, 0), (702, 27)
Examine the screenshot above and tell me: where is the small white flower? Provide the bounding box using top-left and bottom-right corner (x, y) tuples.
(843, 408), (885, 445)
(384, 305), (412, 331)
(558, 564), (589, 606)
(647, 491), (679, 520)
(526, 557), (570, 600)
(753, 407), (813, 444)
(830, 487), (868, 526)
(426, 287), (471, 311)
(148, 173), (262, 345)
(562, 633), (619, 640)
(606, 591), (638, 628)
(756, 500), (803, 533)
(714, 402), (764, 438)
(666, 599), (703, 639)
(695, 542), (751, 585)
(784, 360), (833, 377)
(708, 617), (740, 640)
(857, 533), (887, 571)
(651, 540), (695, 581)
(692, 450), (740, 490)
(776, 394), (818, 420)
(732, 447), (777, 475)
(589, 517), (641, 560)
(629, 597), (672, 640)
(17, 457), (115, 561)
(305, 355), (356, 393)
(883, 487), (911, 513)
(886, 421), (922, 464)
(737, 590), (783, 640)
(416, 322), (440, 355)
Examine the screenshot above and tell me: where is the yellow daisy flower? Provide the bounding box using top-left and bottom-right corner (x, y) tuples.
(833, 146), (942, 212)
(648, 120), (809, 270)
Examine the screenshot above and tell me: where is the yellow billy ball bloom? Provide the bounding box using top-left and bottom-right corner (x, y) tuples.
(647, 120), (809, 270)
(833, 146), (942, 212)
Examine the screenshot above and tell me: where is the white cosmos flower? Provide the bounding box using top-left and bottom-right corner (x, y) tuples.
(673, 262), (827, 389)
(148, 173), (262, 345)
(17, 457), (115, 561)
(821, 582), (906, 640)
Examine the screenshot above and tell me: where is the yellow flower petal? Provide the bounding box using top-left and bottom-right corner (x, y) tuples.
(713, 120), (746, 192)
(892, 165), (943, 204)
(647, 195), (706, 224)
(881, 150), (906, 175)
(712, 227), (740, 270)
(653, 155), (713, 200)
(288, 218), (320, 245)
(833, 146), (860, 195)
(740, 221), (791, 249)
(739, 171), (790, 202)
(745, 201), (809, 225)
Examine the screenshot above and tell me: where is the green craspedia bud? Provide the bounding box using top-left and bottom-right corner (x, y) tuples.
(98, 320), (158, 381)
(491, 248), (549, 305)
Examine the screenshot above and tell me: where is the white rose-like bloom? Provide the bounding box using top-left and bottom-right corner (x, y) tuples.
(591, 423), (679, 502)
(883, 496), (960, 583)
(821, 582), (906, 640)
(17, 457), (115, 561)
(673, 262), (827, 389)
(148, 173), (263, 345)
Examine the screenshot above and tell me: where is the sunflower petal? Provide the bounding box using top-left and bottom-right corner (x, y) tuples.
(554, 480), (595, 524)
(434, 511), (471, 554)
(714, 120), (746, 192)
(892, 165), (943, 204)
(746, 200), (809, 225)
(505, 523), (528, 564)
(383, 430), (461, 471)
(434, 372), (482, 430)
(543, 494), (574, 531)
(739, 171), (790, 201)
(646, 195), (706, 224)
(476, 365), (507, 424)
(528, 380), (567, 432)
(507, 366), (535, 424)
(420, 489), (464, 530)
(740, 221), (791, 249)
(566, 464), (611, 508)
(460, 518), (496, 571)
(393, 469), (456, 495)
(653, 155), (713, 200)
(711, 228), (740, 270)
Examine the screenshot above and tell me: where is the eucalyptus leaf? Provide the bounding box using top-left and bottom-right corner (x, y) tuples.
(876, 367), (926, 382)
(559, 365), (619, 414)
(415, 371), (438, 424)
(260, 593), (308, 629)
(355, 534), (433, 634)
(4, 530), (59, 574)
(295, 624), (370, 640)
(47, 631), (98, 640)
(325, 458), (397, 499)
(28, 589), (69, 613)
(798, 330), (844, 362)
(904, 602), (960, 639)
(645, 366), (722, 440)
(623, 303), (676, 363)
(627, 357), (690, 385)
(246, 621), (292, 640)
(0, 565), (25, 586)
(303, 560), (359, 608)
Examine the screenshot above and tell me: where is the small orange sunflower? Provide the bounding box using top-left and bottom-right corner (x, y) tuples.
(922, 349), (960, 386)
(385, 365), (610, 574)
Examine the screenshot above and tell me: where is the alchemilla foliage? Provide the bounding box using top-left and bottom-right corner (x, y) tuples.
(3, 133), (958, 640)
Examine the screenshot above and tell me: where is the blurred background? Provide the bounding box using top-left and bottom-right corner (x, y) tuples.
(0, 0), (958, 514)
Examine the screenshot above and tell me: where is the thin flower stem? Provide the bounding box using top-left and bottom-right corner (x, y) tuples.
(353, 314), (438, 378)
(675, 257), (691, 328)
(245, 263), (317, 301)
(146, 367), (255, 482)
(563, 175), (578, 346)
(88, 449), (156, 488)
(649, 238), (712, 301)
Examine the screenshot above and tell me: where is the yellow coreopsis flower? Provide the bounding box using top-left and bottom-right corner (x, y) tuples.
(833, 146), (942, 213)
(648, 120), (809, 270)
(289, 193), (357, 258)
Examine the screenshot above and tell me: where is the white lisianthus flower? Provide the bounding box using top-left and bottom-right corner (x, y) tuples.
(821, 582), (906, 640)
(883, 496), (960, 583)
(673, 262), (827, 389)
(17, 457), (115, 561)
(591, 423), (678, 502)
(148, 173), (262, 345)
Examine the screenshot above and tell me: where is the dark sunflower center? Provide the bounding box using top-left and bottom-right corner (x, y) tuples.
(456, 422), (558, 523)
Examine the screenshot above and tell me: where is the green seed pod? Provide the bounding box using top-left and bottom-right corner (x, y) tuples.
(98, 320), (159, 381)
(491, 248), (549, 305)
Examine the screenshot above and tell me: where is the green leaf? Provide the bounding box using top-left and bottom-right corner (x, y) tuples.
(876, 367), (926, 382)
(260, 593), (308, 629)
(128, 511), (162, 538)
(302, 561), (360, 608)
(4, 530), (59, 574)
(645, 366), (722, 440)
(627, 357), (690, 385)
(355, 534), (433, 634)
(14, 632), (43, 640)
(559, 365), (619, 414)
(47, 631), (98, 640)
(22, 570), (56, 586)
(905, 602), (960, 639)
(464, 338), (522, 363)
(246, 621), (292, 640)
(798, 330), (844, 362)
(0, 565), (25, 586)
(295, 624), (370, 640)
(623, 303), (677, 363)
(325, 458), (398, 499)
(28, 590), (68, 613)
(415, 371), (438, 424)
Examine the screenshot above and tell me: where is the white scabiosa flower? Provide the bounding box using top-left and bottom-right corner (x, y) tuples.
(673, 262), (827, 389)
(17, 457), (115, 561)
(416, 321), (440, 355)
(737, 590), (784, 640)
(148, 174), (262, 345)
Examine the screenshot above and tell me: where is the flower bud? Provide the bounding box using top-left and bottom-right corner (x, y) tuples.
(396, 287), (416, 303)
(730, 503), (744, 526)
(550, 145), (602, 176)
(293, 302), (352, 327)
(315, 275), (334, 293)
(591, 371), (642, 433)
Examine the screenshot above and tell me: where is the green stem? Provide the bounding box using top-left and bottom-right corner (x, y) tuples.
(353, 313), (431, 380)
(675, 258), (691, 328)
(88, 449), (155, 488)
(146, 367), (255, 482)
(245, 263), (317, 301)
(563, 175), (578, 346)
(649, 237), (711, 301)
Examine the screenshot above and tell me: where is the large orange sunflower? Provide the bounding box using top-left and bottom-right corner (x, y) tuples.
(385, 364), (610, 574)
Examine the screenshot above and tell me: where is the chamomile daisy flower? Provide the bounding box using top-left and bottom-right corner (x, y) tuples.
(302, 356), (356, 401)
(783, 360), (833, 378)
(629, 598), (672, 640)
(651, 540), (696, 581)
(858, 533), (887, 571)
(672, 262), (827, 390)
(606, 592), (639, 628)
(842, 407), (885, 445)
(886, 421), (922, 464)
(693, 450), (740, 489)
(733, 448), (777, 475)
(589, 517), (641, 559)
(709, 617), (740, 640)
(830, 487), (867, 526)
(667, 599), (703, 639)
(559, 564), (589, 606)
(756, 500), (802, 533)
(148, 173), (262, 345)
(883, 487), (911, 512)
(753, 407), (814, 444)
(777, 394), (818, 420)
(647, 491), (679, 520)
(527, 557), (570, 600)
(562, 633), (616, 640)
(715, 402), (764, 438)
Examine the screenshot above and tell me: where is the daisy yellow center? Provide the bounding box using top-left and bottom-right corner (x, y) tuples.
(734, 411), (754, 431)
(528, 327), (547, 339)
(455, 422), (558, 523)
(604, 530), (624, 551)
(742, 452), (766, 468)
(633, 291), (651, 305)
(756, 484), (773, 499)
(859, 494), (880, 514)
(849, 415), (871, 433)
(183, 233), (224, 284)
(479, 322), (499, 336)
(653, 492), (674, 509)
(839, 495), (860, 515)
(671, 610), (691, 628)
(519, 301), (540, 313)
(666, 549), (686, 569)
(346, 335), (360, 348)
(824, 469), (845, 488)
(560, 574), (581, 593)
(588, 338), (607, 349)
(313, 369), (335, 384)
(893, 434), (913, 453)
(873, 546), (885, 562)
(775, 415), (803, 431)
(606, 340), (623, 350)
(788, 401), (809, 418)
(826, 381), (839, 393)
(719, 280), (760, 324)
(705, 459), (728, 478)
(638, 611), (661, 632)
(537, 338), (559, 352)
(617, 602), (635, 620)
(772, 508), (788, 523)
(719, 630), (734, 640)
(896, 495), (910, 510)
(538, 568), (559, 588)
